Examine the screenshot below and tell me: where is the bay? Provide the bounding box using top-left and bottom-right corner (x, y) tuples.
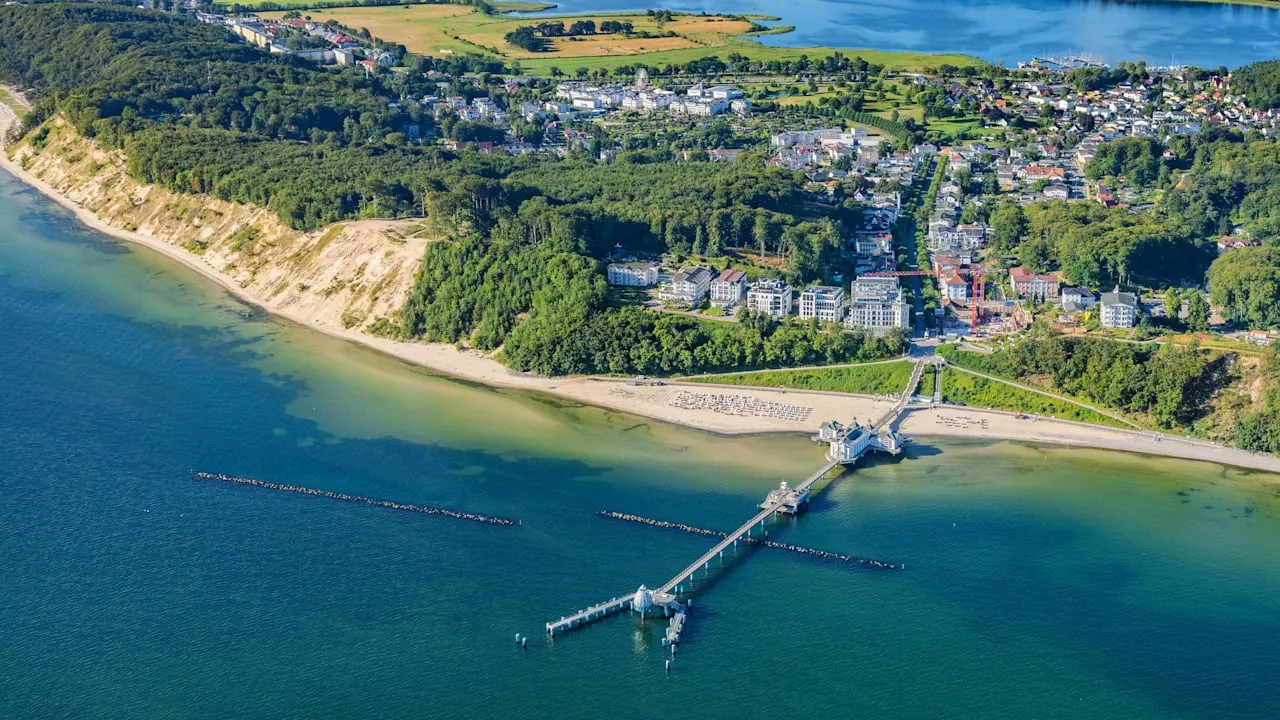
(1, 167), (1279, 719)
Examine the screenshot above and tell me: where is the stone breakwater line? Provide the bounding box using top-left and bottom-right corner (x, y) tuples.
(196, 472), (518, 526)
(597, 511), (903, 570)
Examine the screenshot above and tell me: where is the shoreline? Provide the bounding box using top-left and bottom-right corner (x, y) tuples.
(2, 99), (1279, 478)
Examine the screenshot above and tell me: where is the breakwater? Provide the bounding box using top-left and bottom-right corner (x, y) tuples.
(597, 511), (902, 570)
(196, 472), (518, 526)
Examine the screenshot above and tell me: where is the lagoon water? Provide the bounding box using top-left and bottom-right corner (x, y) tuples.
(2, 166), (1280, 719)
(529, 0), (1280, 68)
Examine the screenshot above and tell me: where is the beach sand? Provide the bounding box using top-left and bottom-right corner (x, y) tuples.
(3, 98), (1278, 477)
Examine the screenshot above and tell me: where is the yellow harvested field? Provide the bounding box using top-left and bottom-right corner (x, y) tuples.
(262, 5), (481, 57)
(264, 6), (754, 60)
(488, 32), (697, 58)
(664, 17), (756, 36)
(262, 6), (983, 72)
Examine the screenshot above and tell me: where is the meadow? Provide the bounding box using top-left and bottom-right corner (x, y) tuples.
(940, 368), (1130, 427)
(259, 5), (982, 73)
(695, 361), (917, 395)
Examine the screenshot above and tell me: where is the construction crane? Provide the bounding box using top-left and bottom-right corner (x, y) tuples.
(866, 267), (1004, 329)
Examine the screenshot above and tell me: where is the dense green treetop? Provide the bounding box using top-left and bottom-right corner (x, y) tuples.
(1231, 59), (1280, 110)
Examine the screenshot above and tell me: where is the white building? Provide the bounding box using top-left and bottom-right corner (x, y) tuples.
(746, 280), (793, 318)
(709, 269), (748, 308)
(658, 266), (713, 305)
(606, 262), (658, 287)
(672, 99), (729, 116)
(942, 273), (969, 301)
(799, 286), (846, 323)
(1099, 286), (1139, 328)
(854, 234), (893, 258)
(709, 85), (745, 100)
(849, 276), (901, 300)
(846, 276), (909, 332)
(642, 89), (678, 110)
(1061, 287), (1096, 309)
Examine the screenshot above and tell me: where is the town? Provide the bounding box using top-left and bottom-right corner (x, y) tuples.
(190, 7), (1280, 349)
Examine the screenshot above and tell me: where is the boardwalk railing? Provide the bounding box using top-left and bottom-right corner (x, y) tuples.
(546, 594), (634, 636)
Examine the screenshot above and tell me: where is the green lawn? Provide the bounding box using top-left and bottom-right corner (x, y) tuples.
(518, 38), (982, 75)
(697, 361), (917, 395)
(941, 369), (1129, 427)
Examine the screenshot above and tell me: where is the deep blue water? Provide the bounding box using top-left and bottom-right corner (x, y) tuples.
(528, 0), (1280, 67)
(2, 168), (1280, 719)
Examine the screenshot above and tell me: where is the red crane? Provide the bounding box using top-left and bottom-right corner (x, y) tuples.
(866, 267), (1004, 329)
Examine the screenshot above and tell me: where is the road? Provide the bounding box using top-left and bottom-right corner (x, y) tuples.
(900, 158), (932, 339)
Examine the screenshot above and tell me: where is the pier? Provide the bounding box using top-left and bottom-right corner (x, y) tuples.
(544, 360), (924, 643)
(546, 595), (636, 636)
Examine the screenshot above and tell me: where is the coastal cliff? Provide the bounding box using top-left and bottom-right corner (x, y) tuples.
(5, 116), (427, 334)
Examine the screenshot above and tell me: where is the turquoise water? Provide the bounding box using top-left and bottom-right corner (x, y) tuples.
(525, 0), (1280, 68)
(2, 167), (1280, 719)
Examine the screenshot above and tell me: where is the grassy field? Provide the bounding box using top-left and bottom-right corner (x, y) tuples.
(236, 0), (553, 9)
(261, 5), (982, 73)
(697, 361), (917, 395)
(774, 80), (926, 121)
(263, 6), (755, 59)
(940, 368), (1130, 428)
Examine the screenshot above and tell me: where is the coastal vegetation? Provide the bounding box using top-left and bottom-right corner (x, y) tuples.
(938, 338), (1221, 430)
(1208, 247), (1280, 329)
(938, 368), (1126, 427)
(692, 360), (917, 395)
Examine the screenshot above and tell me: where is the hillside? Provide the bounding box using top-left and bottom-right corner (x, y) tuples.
(5, 116), (428, 333)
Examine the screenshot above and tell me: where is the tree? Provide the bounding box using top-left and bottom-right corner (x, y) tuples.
(989, 199), (1027, 254)
(1163, 287), (1182, 323)
(1185, 292), (1211, 332)
(1208, 247), (1280, 329)
(504, 26), (547, 52)
(1232, 59), (1280, 109)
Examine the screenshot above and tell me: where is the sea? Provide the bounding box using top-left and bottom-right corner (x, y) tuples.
(519, 0), (1280, 68)
(1, 166), (1279, 719)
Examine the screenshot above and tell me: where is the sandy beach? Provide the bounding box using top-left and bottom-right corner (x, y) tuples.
(3, 97), (1279, 477)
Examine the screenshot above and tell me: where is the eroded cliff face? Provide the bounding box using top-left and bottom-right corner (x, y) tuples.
(8, 118), (429, 332)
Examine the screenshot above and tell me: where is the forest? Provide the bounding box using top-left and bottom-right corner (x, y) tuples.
(0, 4), (896, 376)
(984, 200), (1211, 290)
(1230, 59), (1280, 110)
